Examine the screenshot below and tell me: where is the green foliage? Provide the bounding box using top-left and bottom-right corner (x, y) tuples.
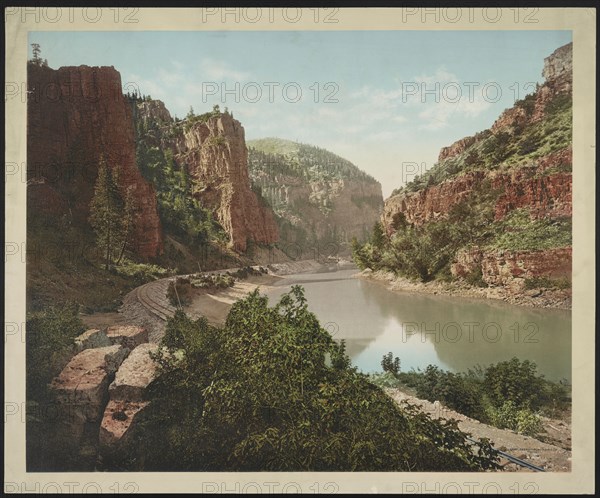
(381, 352), (401, 377)
(524, 276), (571, 290)
(114, 259), (171, 285)
(396, 89), (571, 194)
(134, 111), (225, 246)
(486, 401), (543, 437)
(387, 357), (569, 436)
(89, 161), (134, 269)
(353, 181), (499, 282)
(415, 365), (488, 421)
(489, 209), (572, 251)
(465, 266), (487, 288)
(183, 104), (223, 132)
(166, 277), (194, 307)
(483, 357), (543, 409)
(121, 287), (499, 471)
(26, 302), (85, 399)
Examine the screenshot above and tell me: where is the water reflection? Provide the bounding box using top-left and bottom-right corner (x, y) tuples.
(266, 269), (571, 381)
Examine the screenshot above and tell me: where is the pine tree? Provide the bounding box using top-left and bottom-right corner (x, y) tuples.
(89, 160), (125, 270)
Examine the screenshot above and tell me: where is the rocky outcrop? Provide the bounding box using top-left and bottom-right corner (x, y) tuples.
(74, 328), (112, 353)
(493, 149), (572, 221)
(255, 172), (383, 244)
(542, 42), (573, 86)
(106, 325), (148, 350)
(380, 43), (572, 299)
(451, 246), (571, 292)
(27, 64), (163, 258)
(248, 139), (384, 247)
(383, 149), (571, 232)
(492, 43), (572, 133)
(438, 135), (478, 163)
(137, 106), (280, 253)
(382, 171), (485, 230)
(180, 114), (279, 252)
(99, 343), (159, 452)
(49, 345), (130, 445)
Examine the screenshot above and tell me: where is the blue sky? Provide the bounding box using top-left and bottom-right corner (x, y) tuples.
(29, 30), (572, 196)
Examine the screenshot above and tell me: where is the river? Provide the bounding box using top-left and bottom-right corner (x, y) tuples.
(265, 268), (571, 382)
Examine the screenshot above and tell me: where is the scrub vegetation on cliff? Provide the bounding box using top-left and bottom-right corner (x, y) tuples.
(392, 91), (572, 197)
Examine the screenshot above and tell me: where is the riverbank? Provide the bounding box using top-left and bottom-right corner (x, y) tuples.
(183, 273), (284, 326)
(386, 386), (571, 472)
(356, 269), (571, 310)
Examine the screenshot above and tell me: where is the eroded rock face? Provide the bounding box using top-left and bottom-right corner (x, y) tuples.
(106, 325), (148, 350)
(174, 113), (279, 252)
(452, 246), (571, 289)
(27, 64), (163, 258)
(49, 345), (129, 443)
(108, 343), (159, 401)
(382, 171), (486, 231)
(99, 343), (159, 453)
(74, 328), (112, 353)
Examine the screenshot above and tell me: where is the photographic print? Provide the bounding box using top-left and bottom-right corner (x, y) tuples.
(5, 7), (595, 494)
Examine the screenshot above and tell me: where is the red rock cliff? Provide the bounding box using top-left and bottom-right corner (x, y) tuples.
(27, 64), (163, 258)
(382, 43), (572, 235)
(172, 113), (279, 252)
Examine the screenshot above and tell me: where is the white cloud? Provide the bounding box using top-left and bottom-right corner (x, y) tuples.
(199, 58), (251, 81)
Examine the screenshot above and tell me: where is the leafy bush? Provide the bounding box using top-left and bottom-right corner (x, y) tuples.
(484, 357), (542, 409)
(114, 259), (170, 285)
(414, 365), (488, 421)
(26, 302), (85, 399)
(384, 357), (569, 436)
(120, 287), (499, 471)
(524, 276), (571, 290)
(166, 277), (194, 307)
(487, 401), (543, 437)
(465, 266), (487, 287)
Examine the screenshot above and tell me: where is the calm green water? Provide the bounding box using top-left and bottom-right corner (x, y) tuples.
(265, 269), (572, 381)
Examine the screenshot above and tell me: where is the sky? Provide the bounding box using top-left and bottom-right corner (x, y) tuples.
(29, 30), (572, 197)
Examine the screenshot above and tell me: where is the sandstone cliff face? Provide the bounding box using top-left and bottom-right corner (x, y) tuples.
(382, 148), (572, 232)
(170, 113), (279, 252)
(27, 64), (163, 258)
(451, 246), (571, 292)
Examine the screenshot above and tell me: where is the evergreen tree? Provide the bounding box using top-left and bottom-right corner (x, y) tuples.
(89, 160), (125, 270)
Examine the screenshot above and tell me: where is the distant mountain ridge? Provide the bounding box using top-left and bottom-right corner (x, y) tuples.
(248, 138), (383, 252)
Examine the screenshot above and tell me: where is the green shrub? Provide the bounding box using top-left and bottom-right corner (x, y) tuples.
(26, 302), (85, 399)
(524, 276), (571, 290)
(115, 259), (170, 285)
(122, 287), (499, 471)
(487, 401), (543, 437)
(166, 278), (193, 307)
(489, 209), (572, 251)
(381, 352), (400, 377)
(483, 357), (542, 409)
(465, 266), (487, 287)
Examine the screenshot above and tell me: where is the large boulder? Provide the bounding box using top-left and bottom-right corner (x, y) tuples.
(74, 328), (112, 353)
(99, 343), (160, 454)
(108, 343), (159, 402)
(49, 345), (129, 445)
(106, 325), (148, 350)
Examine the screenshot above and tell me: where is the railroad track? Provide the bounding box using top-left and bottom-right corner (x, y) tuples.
(135, 278), (177, 321)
